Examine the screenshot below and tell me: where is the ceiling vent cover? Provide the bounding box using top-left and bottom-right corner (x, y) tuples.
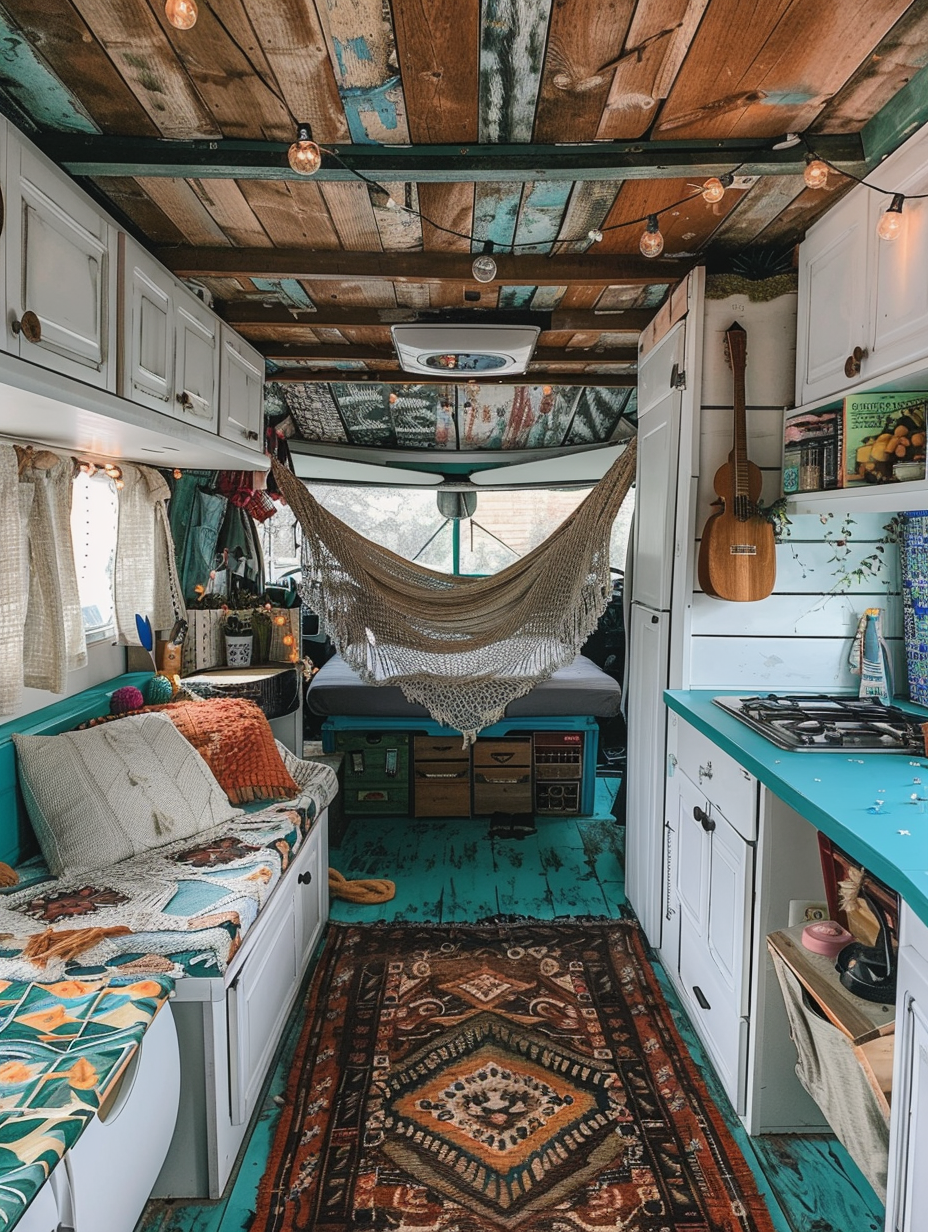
(391, 324), (540, 376)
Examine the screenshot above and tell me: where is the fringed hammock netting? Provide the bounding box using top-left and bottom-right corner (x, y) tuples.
(270, 438), (636, 742)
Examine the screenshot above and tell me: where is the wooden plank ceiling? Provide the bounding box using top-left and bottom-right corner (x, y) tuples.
(1, 0), (928, 456)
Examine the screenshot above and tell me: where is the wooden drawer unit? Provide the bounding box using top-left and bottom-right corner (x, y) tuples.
(414, 737), (470, 817)
(334, 731), (409, 815)
(474, 738), (532, 813)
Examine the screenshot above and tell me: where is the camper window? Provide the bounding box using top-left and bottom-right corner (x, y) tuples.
(70, 469), (118, 642)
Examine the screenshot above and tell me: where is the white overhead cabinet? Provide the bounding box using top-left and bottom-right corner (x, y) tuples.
(4, 136), (117, 389)
(174, 292), (220, 431)
(219, 324), (265, 448)
(120, 235), (175, 411)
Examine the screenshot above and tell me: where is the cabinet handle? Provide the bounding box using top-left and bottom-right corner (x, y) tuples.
(244, 429), (260, 440)
(176, 391), (194, 410)
(844, 345), (868, 378)
(298, 871), (313, 885)
(11, 311), (41, 344)
(698, 761), (712, 782)
(692, 985), (711, 1010)
(693, 805), (715, 832)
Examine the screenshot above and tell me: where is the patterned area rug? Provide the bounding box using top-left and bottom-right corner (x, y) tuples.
(254, 921), (775, 1231)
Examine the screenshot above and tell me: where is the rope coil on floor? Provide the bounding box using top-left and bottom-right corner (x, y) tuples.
(328, 868), (396, 903)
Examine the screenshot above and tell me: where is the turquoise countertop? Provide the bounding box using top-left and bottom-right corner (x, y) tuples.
(665, 690), (928, 926)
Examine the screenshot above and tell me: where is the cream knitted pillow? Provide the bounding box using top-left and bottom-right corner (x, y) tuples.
(13, 713), (242, 877)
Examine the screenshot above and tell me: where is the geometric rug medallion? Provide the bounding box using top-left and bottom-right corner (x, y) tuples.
(254, 921), (776, 1231)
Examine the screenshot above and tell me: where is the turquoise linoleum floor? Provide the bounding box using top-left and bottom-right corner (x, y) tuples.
(137, 780), (884, 1232)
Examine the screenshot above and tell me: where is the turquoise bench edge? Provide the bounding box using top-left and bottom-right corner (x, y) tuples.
(0, 673), (152, 867)
(321, 714), (599, 815)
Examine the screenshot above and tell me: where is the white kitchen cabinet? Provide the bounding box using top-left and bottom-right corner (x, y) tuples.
(886, 905), (928, 1232)
(671, 758), (754, 1112)
(4, 134), (117, 389)
(219, 323), (265, 450)
(795, 188), (871, 407)
(175, 290), (220, 431)
(119, 234), (175, 412)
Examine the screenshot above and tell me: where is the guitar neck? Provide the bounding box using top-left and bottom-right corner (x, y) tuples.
(726, 324), (750, 502)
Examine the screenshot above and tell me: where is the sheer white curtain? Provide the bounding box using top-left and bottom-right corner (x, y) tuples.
(114, 464), (184, 644)
(0, 448), (27, 714)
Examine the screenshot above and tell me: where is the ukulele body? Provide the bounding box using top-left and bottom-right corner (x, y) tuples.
(698, 456), (777, 602)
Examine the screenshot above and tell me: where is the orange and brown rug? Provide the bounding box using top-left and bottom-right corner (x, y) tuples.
(254, 920), (776, 1231)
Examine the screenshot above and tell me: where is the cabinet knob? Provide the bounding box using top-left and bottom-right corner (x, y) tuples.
(176, 391), (194, 410)
(693, 805), (715, 832)
(844, 346), (868, 378)
(11, 311), (41, 344)
(298, 870), (313, 885)
(244, 429), (260, 441)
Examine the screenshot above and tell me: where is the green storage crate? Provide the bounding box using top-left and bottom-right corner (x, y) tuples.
(333, 731), (410, 815)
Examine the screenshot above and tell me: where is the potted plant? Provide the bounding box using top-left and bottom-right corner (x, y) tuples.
(251, 605), (273, 665)
(221, 611), (253, 667)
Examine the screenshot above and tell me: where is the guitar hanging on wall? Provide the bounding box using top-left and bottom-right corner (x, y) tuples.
(697, 322), (777, 602)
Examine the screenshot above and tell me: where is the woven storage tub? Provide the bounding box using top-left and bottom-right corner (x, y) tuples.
(181, 665), (300, 720)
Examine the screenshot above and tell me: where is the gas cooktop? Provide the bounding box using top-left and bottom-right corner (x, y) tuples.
(712, 694), (927, 754)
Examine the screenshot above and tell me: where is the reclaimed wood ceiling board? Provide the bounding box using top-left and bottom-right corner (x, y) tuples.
(2, 0), (928, 394)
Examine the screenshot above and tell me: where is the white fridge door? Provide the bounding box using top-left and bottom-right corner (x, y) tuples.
(624, 602), (671, 946)
(632, 391), (681, 611)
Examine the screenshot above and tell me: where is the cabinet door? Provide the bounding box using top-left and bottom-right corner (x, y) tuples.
(887, 937), (928, 1232)
(869, 147), (928, 379)
(5, 139), (116, 388)
(295, 820), (328, 972)
(795, 190), (870, 405)
(219, 324), (265, 450)
(119, 235), (174, 411)
(174, 289), (219, 430)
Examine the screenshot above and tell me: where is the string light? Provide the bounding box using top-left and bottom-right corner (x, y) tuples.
(471, 241), (497, 283)
(587, 228), (603, 243)
(639, 215), (664, 258)
(877, 193), (905, 241)
(803, 156), (828, 189)
(165, 0), (197, 29)
(287, 123), (322, 176)
(701, 177), (725, 204)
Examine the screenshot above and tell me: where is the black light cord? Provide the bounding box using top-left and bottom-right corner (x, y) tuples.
(319, 145), (746, 251)
(801, 136), (928, 201)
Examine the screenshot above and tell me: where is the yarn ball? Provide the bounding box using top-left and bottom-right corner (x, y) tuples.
(144, 674), (175, 705)
(110, 686), (145, 716)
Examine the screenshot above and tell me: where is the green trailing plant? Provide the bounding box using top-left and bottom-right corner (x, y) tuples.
(755, 501), (902, 594)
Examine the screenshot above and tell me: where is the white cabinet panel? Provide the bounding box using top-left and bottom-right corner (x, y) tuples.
(296, 820), (328, 971)
(119, 235), (174, 411)
(5, 138), (116, 388)
(66, 1004), (180, 1232)
(795, 190), (870, 406)
(869, 146), (928, 379)
(624, 604), (670, 945)
(887, 913), (928, 1232)
(633, 388), (681, 611)
(219, 323), (265, 450)
(175, 292), (219, 430)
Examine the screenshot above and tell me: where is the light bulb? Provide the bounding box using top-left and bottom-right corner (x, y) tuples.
(639, 215), (664, 258)
(877, 193), (905, 241)
(165, 0), (197, 29)
(803, 158), (828, 190)
(587, 228), (603, 243)
(472, 243), (497, 283)
(701, 177), (725, 204)
(287, 124), (322, 176)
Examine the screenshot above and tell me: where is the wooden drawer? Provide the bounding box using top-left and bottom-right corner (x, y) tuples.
(414, 736), (469, 762)
(674, 719), (757, 841)
(415, 777), (471, 818)
(474, 738), (532, 768)
(474, 763), (532, 815)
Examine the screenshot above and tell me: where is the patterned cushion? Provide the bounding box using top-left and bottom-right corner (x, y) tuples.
(13, 714), (241, 877)
(152, 698), (300, 805)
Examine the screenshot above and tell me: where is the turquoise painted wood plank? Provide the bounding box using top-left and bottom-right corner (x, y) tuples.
(534, 817), (615, 917)
(498, 285), (536, 309)
(0, 14), (99, 133)
(749, 1136), (884, 1232)
(479, 0), (554, 143)
(512, 179), (573, 254)
(471, 181), (524, 252)
(529, 285), (566, 310)
(251, 278), (316, 309)
(316, 0), (411, 143)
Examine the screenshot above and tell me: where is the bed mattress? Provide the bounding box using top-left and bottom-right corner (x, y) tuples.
(306, 654), (622, 719)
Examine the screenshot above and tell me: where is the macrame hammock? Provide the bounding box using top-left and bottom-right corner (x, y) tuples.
(270, 437), (636, 743)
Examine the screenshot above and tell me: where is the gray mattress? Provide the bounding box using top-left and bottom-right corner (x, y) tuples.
(306, 654), (622, 719)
